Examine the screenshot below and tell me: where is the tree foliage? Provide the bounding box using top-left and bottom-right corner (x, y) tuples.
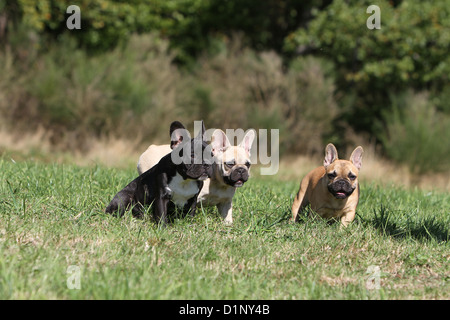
(284, 0), (450, 132)
(1, 0), (448, 172)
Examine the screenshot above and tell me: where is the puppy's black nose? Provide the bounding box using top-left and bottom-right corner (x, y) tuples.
(335, 179), (348, 187)
(334, 179), (352, 191)
(235, 167), (245, 174)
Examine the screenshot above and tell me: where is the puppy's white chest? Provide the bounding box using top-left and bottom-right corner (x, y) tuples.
(198, 179), (235, 205)
(168, 173), (200, 207)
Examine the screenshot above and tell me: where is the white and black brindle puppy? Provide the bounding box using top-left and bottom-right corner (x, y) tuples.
(105, 121), (213, 225)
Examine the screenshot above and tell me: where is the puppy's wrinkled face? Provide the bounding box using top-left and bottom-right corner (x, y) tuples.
(325, 161), (359, 199)
(181, 138), (214, 180)
(219, 147), (251, 187)
(171, 120), (214, 181)
(323, 143), (363, 200)
(211, 129), (256, 188)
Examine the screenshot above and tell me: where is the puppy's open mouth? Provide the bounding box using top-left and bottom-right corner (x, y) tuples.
(224, 176), (247, 187)
(334, 192), (348, 199)
(328, 181), (354, 199)
(332, 188), (355, 199)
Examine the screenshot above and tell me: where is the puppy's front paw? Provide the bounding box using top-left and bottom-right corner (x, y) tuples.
(223, 216), (233, 225)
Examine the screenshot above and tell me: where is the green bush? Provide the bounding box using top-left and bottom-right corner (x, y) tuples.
(4, 0), (209, 58)
(284, 56), (338, 154)
(284, 0), (450, 133)
(3, 0), (330, 62)
(2, 1), (449, 173)
(0, 32), (339, 155)
(184, 38), (339, 154)
(0, 33), (181, 150)
(380, 91), (450, 174)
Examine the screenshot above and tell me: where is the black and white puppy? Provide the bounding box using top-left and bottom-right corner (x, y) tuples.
(137, 126), (255, 225)
(105, 121), (213, 225)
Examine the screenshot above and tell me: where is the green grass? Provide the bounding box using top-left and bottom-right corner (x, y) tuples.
(0, 158), (449, 299)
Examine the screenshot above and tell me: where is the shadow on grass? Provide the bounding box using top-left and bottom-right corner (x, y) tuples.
(359, 205), (449, 243)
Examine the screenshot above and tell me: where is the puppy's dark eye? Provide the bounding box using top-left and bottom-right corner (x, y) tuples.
(225, 161), (235, 168)
(327, 172), (337, 179)
(348, 173), (357, 181)
(245, 161), (251, 168)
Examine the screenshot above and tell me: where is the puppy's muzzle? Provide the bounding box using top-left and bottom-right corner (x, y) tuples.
(225, 167), (249, 187)
(185, 162), (213, 180)
(328, 179), (355, 199)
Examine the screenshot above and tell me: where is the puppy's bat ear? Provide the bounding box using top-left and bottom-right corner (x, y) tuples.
(324, 143), (338, 168)
(239, 129), (256, 155)
(170, 121), (188, 149)
(170, 121), (185, 133)
(350, 146), (364, 170)
(211, 129), (231, 155)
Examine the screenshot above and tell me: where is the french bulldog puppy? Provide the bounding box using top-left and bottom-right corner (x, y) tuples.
(291, 143), (363, 227)
(137, 124), (185, 174)
(137, 125), (255, 224)
(105, 121), (213, 225)
(204, 128), (255, 224)
(137, 144), (171, 176)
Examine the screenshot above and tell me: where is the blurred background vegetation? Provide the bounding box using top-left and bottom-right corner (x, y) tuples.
(0, 0), (449, 174)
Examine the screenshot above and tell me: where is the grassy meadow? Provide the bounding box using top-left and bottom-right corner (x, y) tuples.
(2, 0), (449, 302)
(0, 157), (448, 299)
